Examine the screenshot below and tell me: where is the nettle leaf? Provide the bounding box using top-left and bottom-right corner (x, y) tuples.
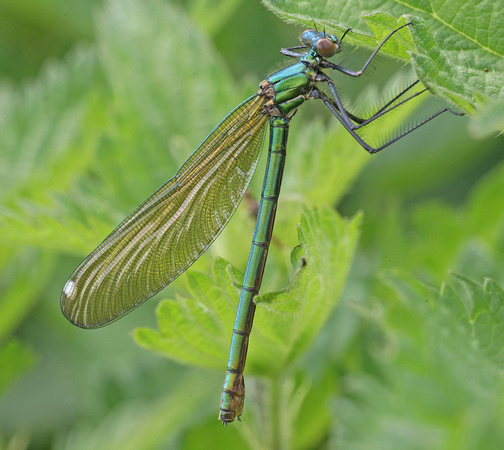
(250, 207), (361, 376)
(406, 16), (501, 116)
(449, 274), (504, 364)
(263, 0), (504, 130)
(0, 47), (108, 251)
(0, 46), (102, 206)
(0, 0), (240, 256)
(135, 207), (361, 375)
(335, 271), (504, 448)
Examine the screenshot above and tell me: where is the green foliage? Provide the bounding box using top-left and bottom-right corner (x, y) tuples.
(335, 272), (504, 449)
(0, 0), (503, 449)
(264, 0), (504, 130)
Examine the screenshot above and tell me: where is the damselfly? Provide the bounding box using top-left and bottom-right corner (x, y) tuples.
(61, 22), (461, 425)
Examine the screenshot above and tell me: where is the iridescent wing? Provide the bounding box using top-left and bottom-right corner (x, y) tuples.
(61, 94), (268, 328)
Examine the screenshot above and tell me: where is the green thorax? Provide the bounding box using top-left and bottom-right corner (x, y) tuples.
(258, 29), (341, 118)
(259, 60), (317, 118)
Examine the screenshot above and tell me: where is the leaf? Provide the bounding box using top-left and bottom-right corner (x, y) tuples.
(0, 46), (102, 206)
(251, 207), (361, 375)
(263, 0), (504, 131)
(0, 45), (111, 253)
(406, 16), (502, 116)
(449, 274), (504, 363)
(0, 0), (240, 257)
(334, 271), (504, 448)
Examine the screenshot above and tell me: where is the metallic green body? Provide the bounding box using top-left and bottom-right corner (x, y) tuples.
(219, 117), (289, 422)
(219, 58), (320, 423)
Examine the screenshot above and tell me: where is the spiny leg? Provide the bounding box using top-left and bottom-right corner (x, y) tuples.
(351, 81), (425, 127)
(316, 75), (427, 126)
(315, 87), (463, 153)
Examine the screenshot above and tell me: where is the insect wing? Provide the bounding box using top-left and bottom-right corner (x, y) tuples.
(61, 95), (268, 328)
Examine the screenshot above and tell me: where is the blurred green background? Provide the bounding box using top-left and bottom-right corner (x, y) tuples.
(1, 0), (503, 449)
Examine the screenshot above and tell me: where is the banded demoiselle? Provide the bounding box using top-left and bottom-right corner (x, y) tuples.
(61, 22), (461, 424)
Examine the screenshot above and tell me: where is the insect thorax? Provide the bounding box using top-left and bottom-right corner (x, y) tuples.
(259, 61), (318, 117)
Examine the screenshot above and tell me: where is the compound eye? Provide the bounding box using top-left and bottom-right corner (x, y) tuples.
(316, 37), (337, 58)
